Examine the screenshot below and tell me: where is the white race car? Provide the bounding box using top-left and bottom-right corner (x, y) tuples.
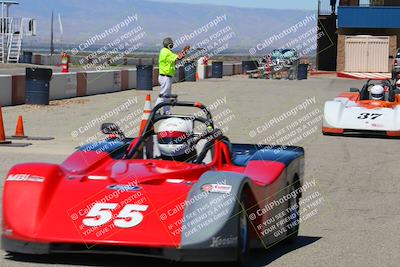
(323, 80), (400, 137)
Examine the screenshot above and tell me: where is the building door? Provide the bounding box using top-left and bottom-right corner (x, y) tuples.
(345, 36), (389, 72)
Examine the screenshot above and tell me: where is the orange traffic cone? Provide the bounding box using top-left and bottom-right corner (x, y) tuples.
(13, 116), (27, 138)
(139, 94), (153, 136)
(6, 114), (54, 141)
(0, 106), (11, 144)
(195, 72), (199, 81)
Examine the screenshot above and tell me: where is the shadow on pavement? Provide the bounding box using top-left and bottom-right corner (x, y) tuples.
(249, 236), (321, 266)
(5, 236), (321, 267)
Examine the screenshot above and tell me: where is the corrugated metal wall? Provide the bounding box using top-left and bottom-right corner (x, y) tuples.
(344, 36), (389, 72)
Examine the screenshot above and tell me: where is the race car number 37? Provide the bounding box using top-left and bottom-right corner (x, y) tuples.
(82, 203), (149, 228)
(357, 113), (383, 120)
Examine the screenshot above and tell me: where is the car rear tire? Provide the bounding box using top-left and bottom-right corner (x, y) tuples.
(285, 180), (300, 243)
(236, 197), (250, 266)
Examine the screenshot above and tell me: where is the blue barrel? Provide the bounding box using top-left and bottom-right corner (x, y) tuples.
(22, 51), (33, 64)
(297, 64), (309, 80)
(137, 65), (153, 90)
(242, 60), (258, 74)
(212, 61), (223, 78)
(184, 61), (196, 82)
(25, 68), (52, 105)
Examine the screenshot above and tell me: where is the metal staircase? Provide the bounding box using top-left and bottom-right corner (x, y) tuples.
(0, 33), (4, 63)
(0, 1), (36, 64)
(7, 27), (21, 62)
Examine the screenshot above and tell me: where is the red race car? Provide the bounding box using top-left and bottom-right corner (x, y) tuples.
(2, 96), (305, 265)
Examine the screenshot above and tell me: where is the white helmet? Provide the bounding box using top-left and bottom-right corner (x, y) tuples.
(370, 85), (384, 101)
(157, 118), (194, 161)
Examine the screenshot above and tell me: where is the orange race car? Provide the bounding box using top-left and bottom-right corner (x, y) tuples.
(323, 79), (400, 137)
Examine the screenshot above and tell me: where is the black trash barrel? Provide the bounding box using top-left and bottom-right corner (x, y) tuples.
(184, 61), (197, 82)
(137, 65), (153, 90)
(297, 64), (309, 80)
(22, 51), (33, 64)
(212, 61), (223, 78)
(242, 60), (258, 74)
(25, 68), (53, 105)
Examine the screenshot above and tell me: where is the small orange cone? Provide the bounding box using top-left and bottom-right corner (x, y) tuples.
(139, 94), (153, 136)
(6, 114), (54, 141)
(0, 106), (11, 144)
(195, 72), (199, 81)
(13, 115), (27, 138)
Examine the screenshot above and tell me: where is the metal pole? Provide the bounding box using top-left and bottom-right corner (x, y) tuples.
(50, 10), (54, 55)
(318, 0), (321, 16)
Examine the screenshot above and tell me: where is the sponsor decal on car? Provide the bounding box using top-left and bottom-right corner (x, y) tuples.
(371, 123), (384, 128)
(210, 235), (238, 248)
(201, 183), (232, 194)
(108, 185), (142, 191)
(6, 174), (45, 183)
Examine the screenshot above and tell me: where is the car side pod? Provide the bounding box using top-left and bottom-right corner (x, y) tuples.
(322, 127), (344, 135)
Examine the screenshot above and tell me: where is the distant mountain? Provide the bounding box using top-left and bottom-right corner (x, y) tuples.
(14, 0), (316, 52)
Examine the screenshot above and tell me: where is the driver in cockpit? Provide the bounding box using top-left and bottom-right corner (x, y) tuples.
(156, 118), (197, 162)
(370, 85), (385, 101)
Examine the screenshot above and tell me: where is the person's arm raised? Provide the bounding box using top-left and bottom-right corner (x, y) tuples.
(177, 45), (191, 60)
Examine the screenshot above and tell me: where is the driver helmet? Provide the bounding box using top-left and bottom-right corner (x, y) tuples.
(157, 118), (196, 162)
(370, 85), (384, 101)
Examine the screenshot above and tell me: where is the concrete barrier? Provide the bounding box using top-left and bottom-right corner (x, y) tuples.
(33, 54), (42, 65)
(223, 63), (234, 76)
(206, 65), (212, 78)
(0, 75), (12, 106)
(233, 63), (242, 75)
(40, 54), (56, 66)
(52, 55), (62, 65)
(77, 72), (87, 97)
(35, 54), (62, 66)
(127, 68), (137, 89)
(50, 73), (77, 100)
(39, 54), (50, 65)
(11, 74), (25, 105)
(85, 70), (122, 95)
(153, 67), (159, 86)
(2, 61), (245, 106)
(121, 70), (129, 91)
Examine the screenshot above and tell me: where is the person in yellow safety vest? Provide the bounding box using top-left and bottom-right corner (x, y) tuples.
(156, 37), (190, 114)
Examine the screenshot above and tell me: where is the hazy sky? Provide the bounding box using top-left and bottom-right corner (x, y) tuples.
(150, 0), (318, 10)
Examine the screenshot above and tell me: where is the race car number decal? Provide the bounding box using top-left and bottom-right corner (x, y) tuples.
(82, 203), (149, 228)
(357, 113), (382, 120)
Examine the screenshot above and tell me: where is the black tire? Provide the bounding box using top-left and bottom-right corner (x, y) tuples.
(236, 198), (250, 266)
(285, 180), (300, 243)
